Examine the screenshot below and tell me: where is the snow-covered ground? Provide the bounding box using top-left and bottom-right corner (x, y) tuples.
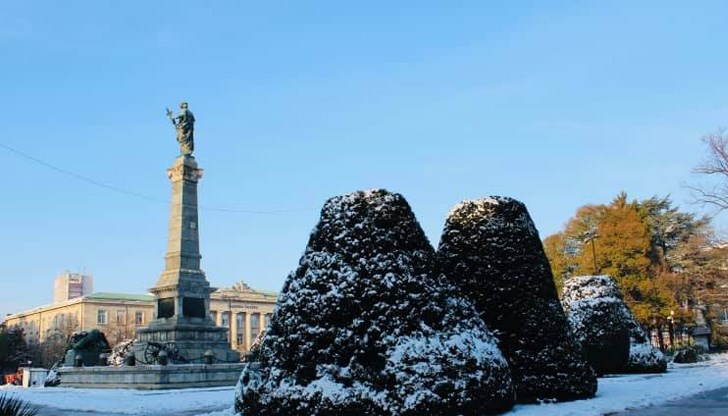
(3, 354), (728, 416)
(511, 353), (728, 416)
(0, 385), (234, 415)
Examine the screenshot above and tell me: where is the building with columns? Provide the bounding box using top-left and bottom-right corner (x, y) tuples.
(209, 281), (277, 354)
(3, 281), (277, 357)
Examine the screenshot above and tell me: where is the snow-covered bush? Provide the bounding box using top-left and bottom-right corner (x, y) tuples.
(437, 197), (597, 403)
(672, 347), (705, 364)
(561, 275), (631, 375)
(561, 275), (666, 374)
(108, 339), (135, 367)
(241, 330), (265, 363)
(236, 189), (515, 416)
(625, 318), (666, 373)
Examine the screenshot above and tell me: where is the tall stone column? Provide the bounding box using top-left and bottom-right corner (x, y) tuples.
(134, 155), (239, 364)
(149, 155), (213, 325)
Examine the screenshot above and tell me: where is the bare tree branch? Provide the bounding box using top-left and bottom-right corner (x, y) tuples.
(690, 128), (728, 211)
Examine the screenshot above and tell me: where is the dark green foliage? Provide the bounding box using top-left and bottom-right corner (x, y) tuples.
(625, 318), (667, 374)
(562, 275), (667, 375)
(0, 394), (37, 416)
(561, 276), (631, 375)
(0, 328), (31, 373)
(236, 190), (515, 416)
(672, 347), (700, 364)
(437, 197), (597, 403)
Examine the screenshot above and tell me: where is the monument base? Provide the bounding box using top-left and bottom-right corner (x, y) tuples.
(134, 322), (240, 365)
(57, 363), (244, 389)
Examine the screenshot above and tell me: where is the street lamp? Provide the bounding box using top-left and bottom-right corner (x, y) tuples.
(582, 229), (599, 275)
(667, 310), (675, 350)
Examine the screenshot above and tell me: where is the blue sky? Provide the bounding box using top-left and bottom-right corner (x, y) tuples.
(2, 1), (727, 319)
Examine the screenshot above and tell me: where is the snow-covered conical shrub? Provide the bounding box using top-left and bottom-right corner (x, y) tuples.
(560, 275), (631, 374)
(561, 275), (666, 374)
(437, 197), (597, 403)
(236, 189), (515, 416)
(626, 321), (667, 373)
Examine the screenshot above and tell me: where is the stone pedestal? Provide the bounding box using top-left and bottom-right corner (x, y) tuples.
(58, 363), (244, 389)
(134, 155), (239, 364)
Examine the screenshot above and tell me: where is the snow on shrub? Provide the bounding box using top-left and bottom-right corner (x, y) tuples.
(108, 339), (135, 367)
(672, 347), (702, 364)
(236, 189), (514, 416)
(561, 275), (666, 374)
(437, 197), (597, 403)
(560, 275), (631, 375)
(627, 333), (667, 373)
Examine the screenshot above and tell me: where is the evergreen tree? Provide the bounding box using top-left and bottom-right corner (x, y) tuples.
(0, 327), (31, 372)
(543, 233), (573, 294)
(544, 193), (725, 334)
(236, 190), (515, 416)
(438, 197), (596, 403)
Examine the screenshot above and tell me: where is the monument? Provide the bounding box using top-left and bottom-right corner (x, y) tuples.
(133, 102), (239, 364)
(57, 103), (242, 389)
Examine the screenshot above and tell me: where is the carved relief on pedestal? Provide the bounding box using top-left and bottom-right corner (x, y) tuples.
(177, 279), (213, 296)
(167, 163), (204, 182)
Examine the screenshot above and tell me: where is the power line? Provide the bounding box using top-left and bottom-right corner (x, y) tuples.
(200, 204), (318, 214)
(1, 140), (166, 203)
(0, 140), (317, 215)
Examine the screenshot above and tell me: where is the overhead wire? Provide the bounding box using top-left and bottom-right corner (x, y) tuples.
(1, 140), (166, 203)
(0, 140), (317, 215)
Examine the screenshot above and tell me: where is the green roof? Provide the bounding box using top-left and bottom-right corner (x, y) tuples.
(84, 292), (154, 302)
(257, 290), (279, 298)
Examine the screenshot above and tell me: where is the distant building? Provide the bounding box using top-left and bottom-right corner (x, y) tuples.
(209, 281), (278, 354)
(4, 281), (278, 356)
(4, 292), (154, 347)
(53, 272), (94, 303)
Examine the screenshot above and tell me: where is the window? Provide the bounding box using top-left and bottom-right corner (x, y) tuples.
(135, 311), (145, 325)
(249, 313), (260, 345)
(265, 313), (272, 328)
(97, 310), (108, 325)
(210, 311), (218, 324)
(116, 310), (126, 325)
(236, 313), (246, 346)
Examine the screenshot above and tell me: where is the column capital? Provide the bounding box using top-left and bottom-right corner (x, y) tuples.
(167, 164), (204, 183)
(167, 156), (204, 182)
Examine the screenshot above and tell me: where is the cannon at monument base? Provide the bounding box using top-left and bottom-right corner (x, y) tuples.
(62, 329), (112, 367)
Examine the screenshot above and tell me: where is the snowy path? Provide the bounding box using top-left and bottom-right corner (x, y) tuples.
(619, 385), (728, 415)
(510, 354), (728, 416)
(3, 354), (728, 416)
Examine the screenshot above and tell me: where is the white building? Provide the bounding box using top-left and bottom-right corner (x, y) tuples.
(53, 272), (94, 303)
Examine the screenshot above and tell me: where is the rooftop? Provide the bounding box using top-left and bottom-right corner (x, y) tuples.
(84, 292), (154, 302)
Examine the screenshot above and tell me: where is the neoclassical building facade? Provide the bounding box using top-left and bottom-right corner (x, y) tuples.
(209, 281), (277, 355)
(3, 281), (278, 356)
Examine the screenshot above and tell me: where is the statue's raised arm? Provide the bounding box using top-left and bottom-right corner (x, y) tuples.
(167, 102), (195, 156)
